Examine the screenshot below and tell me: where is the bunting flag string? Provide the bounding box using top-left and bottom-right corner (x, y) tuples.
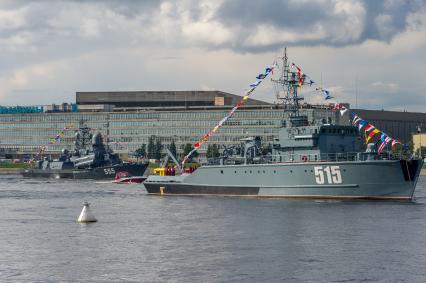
(314, 83), (404, 154)
(315, 87), (333, 100)
(349, 112), (403, 153)
(352, 113), (361, 125)
(352, 113), (403, 152)
(181, 66), (274, 166)
(28, 123), (75, 163)
(49, 126), (70, 144)
(28, 145), (47, 164)
(358, 120), (367, 131)
(294, 60), (404, 154)
(333, 103), (348, 116)
(377, 134), (394, 155)
(392, 140), (401, 148)
(291, 62), (314, 87)
(183, 54), (404, 163)
(366, 128), (380, 143)
(375, 131), (391, 154)
(364, 124), (375, 132)
(290, 60), (404, 155)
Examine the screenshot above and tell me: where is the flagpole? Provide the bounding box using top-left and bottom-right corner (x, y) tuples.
(418, 125), (422, 158)
(355, 75), (358, 109)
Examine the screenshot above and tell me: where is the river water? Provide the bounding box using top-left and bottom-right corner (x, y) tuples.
(1, 175), (426, 282)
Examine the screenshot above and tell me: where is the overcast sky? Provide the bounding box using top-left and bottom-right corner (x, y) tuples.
(0, 0), (425, 111)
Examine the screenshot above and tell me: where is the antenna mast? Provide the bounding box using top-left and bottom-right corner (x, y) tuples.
(271, 48), (304, 117)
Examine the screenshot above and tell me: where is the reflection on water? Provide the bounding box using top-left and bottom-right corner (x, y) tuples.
(1, 175), (426, 282)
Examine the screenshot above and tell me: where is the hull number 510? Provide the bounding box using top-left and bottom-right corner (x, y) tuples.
(314, 166), (342, 184)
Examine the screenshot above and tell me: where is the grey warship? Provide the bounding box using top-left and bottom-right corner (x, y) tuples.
(144, 51), (423, 200)
(22, 123), (148, 179)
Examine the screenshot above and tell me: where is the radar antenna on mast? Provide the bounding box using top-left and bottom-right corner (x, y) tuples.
(271, 48), (305, 116)
(271, 48), (312, 127)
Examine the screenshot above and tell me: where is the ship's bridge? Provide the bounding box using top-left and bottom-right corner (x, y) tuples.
(272, 124), (362, 162)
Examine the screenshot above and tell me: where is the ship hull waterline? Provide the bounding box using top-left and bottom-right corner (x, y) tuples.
(21, 163), (148, 180)
(143, 159), (423, 200)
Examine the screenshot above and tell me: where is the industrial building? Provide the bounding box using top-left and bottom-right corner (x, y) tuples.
(76, 90), (267, 108)
(0, 91), (340, 160)
(0, 90), (424, 160)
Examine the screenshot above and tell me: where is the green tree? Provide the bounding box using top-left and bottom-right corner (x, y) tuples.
(182, 143), (193, 157)
(206, 144), (220, 159)
(416, 146), (426, 158)
(147, 136), (155, 159)
(182, 143), (198, 161)
(169, 140), (177, 158)
(135, 144), (146, 159)
(212, 144), (220, 158)
(155, 138), (162, 160)
(206, 144), (212, 158)
(407, 140), (414, 153)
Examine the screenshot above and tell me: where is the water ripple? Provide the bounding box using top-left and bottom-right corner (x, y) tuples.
(0, 176), (426, 281)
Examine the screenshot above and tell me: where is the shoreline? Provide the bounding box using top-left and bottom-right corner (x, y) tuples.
(0, 168), (22, 175)
(1, 167), (426, 176)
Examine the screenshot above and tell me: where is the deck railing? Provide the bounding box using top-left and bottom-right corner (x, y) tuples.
(205, 151), (411, 166)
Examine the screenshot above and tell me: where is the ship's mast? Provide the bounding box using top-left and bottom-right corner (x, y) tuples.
(271, 48), (308, 127)
(76, 120), (92, 151)
(272, 48), (304, 116)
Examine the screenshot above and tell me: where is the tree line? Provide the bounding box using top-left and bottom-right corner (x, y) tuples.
(134, 135), (223, 161)
(134, 135), (197, 161)
(133, 136), (277, 162)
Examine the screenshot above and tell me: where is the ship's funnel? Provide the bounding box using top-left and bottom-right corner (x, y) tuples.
(77, 201), (97, 223)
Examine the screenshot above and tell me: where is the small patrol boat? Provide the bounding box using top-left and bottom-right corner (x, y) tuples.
(113, 171), (146, 184)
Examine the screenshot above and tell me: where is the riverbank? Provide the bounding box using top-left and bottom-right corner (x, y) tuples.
(1, 167), (425, 176)
(0, 168), (22, 175)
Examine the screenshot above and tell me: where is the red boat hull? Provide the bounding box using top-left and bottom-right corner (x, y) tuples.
(113, 176), (146, 184)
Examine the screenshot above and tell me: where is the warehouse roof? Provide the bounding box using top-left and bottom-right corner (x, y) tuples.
(76, 90), (270, 107)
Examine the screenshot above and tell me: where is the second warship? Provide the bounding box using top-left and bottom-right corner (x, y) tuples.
(22, 123), (148, 179)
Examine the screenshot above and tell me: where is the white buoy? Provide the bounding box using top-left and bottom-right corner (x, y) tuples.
(77, 201), (97, 223)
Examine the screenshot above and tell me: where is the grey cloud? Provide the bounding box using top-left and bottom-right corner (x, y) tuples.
(91, 0), (161, 18)
(217, 0), (331, 29)
(1, 0), (425, 57)
(158, 56), (184, 60)
(214, 0), (426, 52)
(362, 0), (419, 41)
(0, 1), (161, 72)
